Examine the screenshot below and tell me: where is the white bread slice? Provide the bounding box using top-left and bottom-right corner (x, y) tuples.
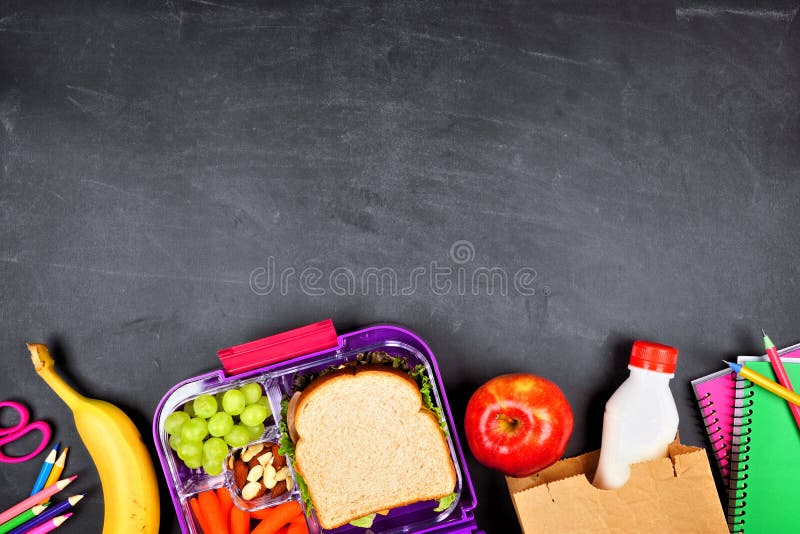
(292, 367), (457, 529)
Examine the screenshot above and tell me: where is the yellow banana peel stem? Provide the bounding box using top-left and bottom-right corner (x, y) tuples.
(28, 343), (87, 406)
(28, 343), (160, 534)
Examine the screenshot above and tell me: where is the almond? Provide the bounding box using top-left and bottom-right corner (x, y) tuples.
(241, 481), (266, 500)
(257, 451), (273, 466)
(247, 465), (265, 483)
(247, 456), (261, 469)
(227, 455), (234, 470)
(233, 459), (248, 489)
(275, 466), (290, 482)
(286, 476), (294, 492)
(271, 444), (285, 468)
(241, 443), (264, 463)
(270, 480), (287, 498)
(263, 464), (277, 489)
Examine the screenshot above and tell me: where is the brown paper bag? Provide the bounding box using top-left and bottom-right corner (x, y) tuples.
(505, 441), (728, 533)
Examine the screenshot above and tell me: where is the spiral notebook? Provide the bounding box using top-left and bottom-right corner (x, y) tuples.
(691, 369), (737, 486)
(691, 343), (800, 489)
(726, 358), (800, 533)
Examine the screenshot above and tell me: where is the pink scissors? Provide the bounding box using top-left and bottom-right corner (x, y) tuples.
(0, 401), (52, 463)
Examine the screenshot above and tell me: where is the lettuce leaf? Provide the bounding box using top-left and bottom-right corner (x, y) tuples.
(278, 398), (313, 514)
(434, 492), (457, 512)
(349, 513), (377, 528)
(411, 364), (448, 436)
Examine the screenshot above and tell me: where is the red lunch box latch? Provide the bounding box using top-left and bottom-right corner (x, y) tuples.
(217, 319), (339, 376)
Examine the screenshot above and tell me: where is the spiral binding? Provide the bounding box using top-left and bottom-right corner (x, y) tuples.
(726, 380), (754, 533)
(696, 378), (737, 477)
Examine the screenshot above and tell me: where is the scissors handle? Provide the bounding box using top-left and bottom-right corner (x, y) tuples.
(0, 401), (52, 463)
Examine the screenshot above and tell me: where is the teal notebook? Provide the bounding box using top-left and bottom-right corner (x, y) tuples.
(727, 361), (800, 533)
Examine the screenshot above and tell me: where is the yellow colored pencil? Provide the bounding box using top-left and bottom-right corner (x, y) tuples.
(726, 361), (800, 407)
(41, 448), (68, 504)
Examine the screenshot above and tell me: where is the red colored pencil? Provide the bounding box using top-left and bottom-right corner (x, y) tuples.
(762, 329), (800, 431)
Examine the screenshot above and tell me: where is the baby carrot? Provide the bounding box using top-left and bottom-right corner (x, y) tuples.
(189, 497), (213, 534)
(231, 505), (250, 534)
(198, 489), (230, 534)
(286, 515), (309, 534)
(275, 527), (289, 534)
(250, 501), (302, 521)
(217, 487), (234, 519)
(251, 501), (303, 534)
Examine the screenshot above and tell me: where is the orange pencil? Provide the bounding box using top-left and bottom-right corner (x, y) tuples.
(41, 448), (69, 504)
(726, 361), (800, 407)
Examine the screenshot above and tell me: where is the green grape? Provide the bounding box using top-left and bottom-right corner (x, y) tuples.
(183, 455), (203, 469)
(240, 383), (263, 404)
(169, 434), (183, 452)
(183, 402), (195, 418)
(165, 411), (190, 435)
(193, 394), (218, 419)
(203, 437), (229, 460)
(222, 389), (246, 416)
(244, 423), (265, 440)
(203, 457), (224, 476)
(224, 425), (250, 448)
(207, 412), (234, 437)
(181, 417), (208, 442)
(240, 404), (268, 427)
(178, 440), (203, 461)
(254, 396), (269, 409)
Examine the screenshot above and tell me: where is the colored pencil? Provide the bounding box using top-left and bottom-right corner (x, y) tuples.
(0, 504), (49, 534)
(0, 477), (75, 524)
(41, 448), (69, 503)
(30, 443), (59, 495)
(25, 513), (72, 534)
(761, 329), (800, 430)
(8, 494), (83, 534)
(725, 361), (800, 407)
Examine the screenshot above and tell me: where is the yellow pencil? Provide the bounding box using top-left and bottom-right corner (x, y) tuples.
(41, 447), (68, 504)
(726, 361), (800, 407)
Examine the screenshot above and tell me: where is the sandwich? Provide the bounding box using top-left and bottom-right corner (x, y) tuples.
(278, 351), (458, 529)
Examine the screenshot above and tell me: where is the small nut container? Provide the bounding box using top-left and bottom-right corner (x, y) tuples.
(153, 320), (480, 533)
(225, 436), (294, 510)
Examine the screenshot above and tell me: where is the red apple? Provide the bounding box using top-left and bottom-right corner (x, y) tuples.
(464, 373), (573, 477)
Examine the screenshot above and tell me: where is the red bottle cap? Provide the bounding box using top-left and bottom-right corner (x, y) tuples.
(629, 340), (678, 373)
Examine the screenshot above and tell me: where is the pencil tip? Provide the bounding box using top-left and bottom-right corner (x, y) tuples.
(761, 327), (766, 336)
(60, 475), (77, 486)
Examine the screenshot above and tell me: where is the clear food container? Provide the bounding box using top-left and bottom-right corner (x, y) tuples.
(153, 320), (480, 533)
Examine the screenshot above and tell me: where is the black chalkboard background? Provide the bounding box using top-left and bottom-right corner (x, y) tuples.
(1, 1), (799, 532)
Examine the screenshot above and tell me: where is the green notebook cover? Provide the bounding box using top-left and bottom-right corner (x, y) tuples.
(728, 361), (800, 533)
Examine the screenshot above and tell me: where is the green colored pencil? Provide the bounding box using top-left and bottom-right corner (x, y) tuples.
(0, 504), (49, 534)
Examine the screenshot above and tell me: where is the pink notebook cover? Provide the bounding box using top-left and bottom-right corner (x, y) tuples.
(691, 342), (800, 486)
(692, 368), (737, 485)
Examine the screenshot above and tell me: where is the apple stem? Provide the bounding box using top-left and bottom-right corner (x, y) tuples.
(496, 413), (520, 433)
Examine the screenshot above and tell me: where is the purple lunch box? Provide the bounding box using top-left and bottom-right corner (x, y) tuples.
(152, 320), (480, 533)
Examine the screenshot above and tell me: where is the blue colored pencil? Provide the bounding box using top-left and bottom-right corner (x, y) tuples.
(7, 494), (83, 534)
(30, 443), (58, 496)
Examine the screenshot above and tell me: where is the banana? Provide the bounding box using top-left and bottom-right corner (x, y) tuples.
(28, 343), (160, 534)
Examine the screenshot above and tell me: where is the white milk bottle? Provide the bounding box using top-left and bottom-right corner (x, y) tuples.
(593, 340), (679, 490)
